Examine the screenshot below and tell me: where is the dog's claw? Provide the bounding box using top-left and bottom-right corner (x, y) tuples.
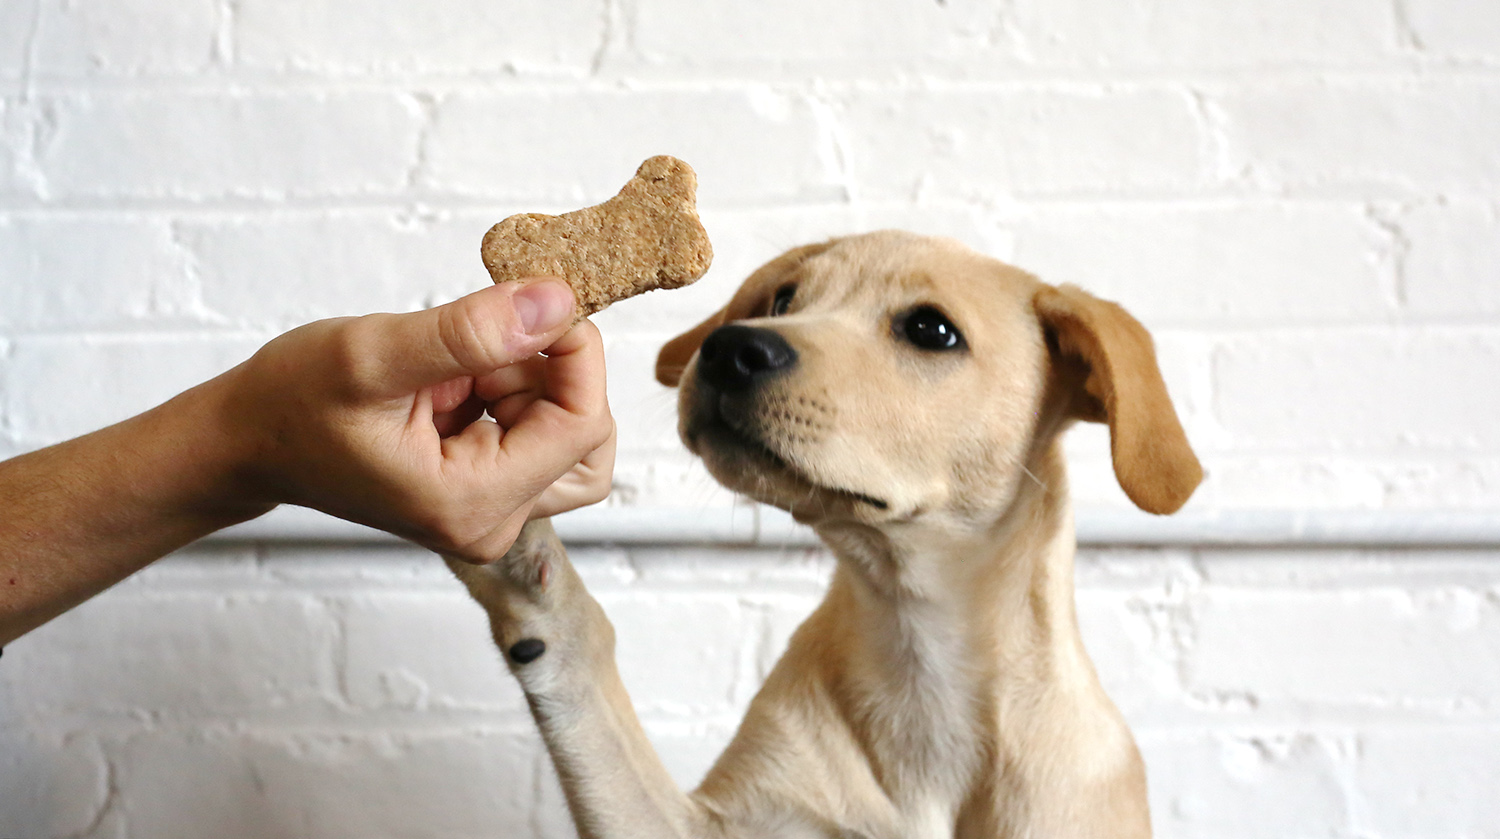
(509, 638), (547, 664)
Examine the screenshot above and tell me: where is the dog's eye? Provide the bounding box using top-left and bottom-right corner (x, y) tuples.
(770, 285), (796, 317)
(900, 306), (965, 351)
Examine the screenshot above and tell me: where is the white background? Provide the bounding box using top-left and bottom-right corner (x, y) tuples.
(2, 1), (1498, 836)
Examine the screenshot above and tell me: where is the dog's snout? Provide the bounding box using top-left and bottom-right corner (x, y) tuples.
(697, 325), (798, 392)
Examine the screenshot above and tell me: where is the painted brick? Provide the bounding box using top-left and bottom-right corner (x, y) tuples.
(235, 0), (605, 75)
(1200, 552), (1500, 591)
(0, 2), (36, 81)
(1184, 587), (1500, 708)
(1401, 199), (1500, 319)
(631, 0), (1007, 70)
(626, 546), (832, 592)
(0, 730), (110, 839)
(121, 543), (261, 588)
(601, 334), (687, 455)
(1, 1), (1499, 834)
(30, 0), (220, 77)
(254, 543), (454, 589)
(837, 86), (1207, 200)
(607, 453), (742, 511)
(0, 591), (341, 720)
(1187, 453), (1500, 511)
(1009, 0), (1394, 70)
(1184, 455), (1393, 511)
(1198, 549), (1500, 591)
(175, 209), (494, 330)
(1140, 732), (1353, 839)
(599, 592), (754, 715)
(0, 97), (28, 197)
(1214, 78), (1500, 197)
(1010, 202), (1394, 325)
(2, 334), (264, 443)
(1402, 0), (1500, 61)
(32, 91), (423, 200)
(1353, 728), (1500, 836)
(744, 591), (826, 684)
(1370, 456), (1500, 509)
(338, 590), (526, 713)
(421, 88), (840, 205)
(1076, 588), (1192, 721)
(111, 729), (550, 839)
(638, 720), (741, 791)
(0, 213), (201, 330)
(1212, 329), (1500, 452)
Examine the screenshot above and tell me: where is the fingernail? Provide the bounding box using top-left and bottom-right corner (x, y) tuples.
(513, 280), (575, 335)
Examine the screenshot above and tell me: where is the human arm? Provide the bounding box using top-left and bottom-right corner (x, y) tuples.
(0, 279), (615, 646)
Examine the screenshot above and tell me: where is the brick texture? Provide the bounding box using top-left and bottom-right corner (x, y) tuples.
(3, 0), (1498, 836)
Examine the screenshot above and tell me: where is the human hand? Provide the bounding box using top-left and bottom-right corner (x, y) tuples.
(214, 278), (616, 563)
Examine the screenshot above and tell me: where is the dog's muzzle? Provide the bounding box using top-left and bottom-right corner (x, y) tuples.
(695, 325), (798, 392)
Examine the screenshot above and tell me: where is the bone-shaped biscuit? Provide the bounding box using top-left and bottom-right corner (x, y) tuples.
(481, 156), (714, 320)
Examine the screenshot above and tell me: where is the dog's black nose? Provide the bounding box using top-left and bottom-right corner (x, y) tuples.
(697, 325), (798, 392)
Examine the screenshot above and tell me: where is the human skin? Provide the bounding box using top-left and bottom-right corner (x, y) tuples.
(0, 278), (616, 646)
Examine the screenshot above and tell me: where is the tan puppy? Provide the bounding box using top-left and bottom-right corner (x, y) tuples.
(450, 230), (1202, 839)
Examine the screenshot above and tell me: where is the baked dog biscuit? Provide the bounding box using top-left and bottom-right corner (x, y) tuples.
(481, 156), (713, 320)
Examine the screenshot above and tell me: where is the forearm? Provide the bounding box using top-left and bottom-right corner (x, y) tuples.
(0, 376), (271, 645)
(0, 282), (610, 646)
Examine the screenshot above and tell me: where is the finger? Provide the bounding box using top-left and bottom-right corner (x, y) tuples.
(479, 336), (612, 504)
(433, 391), (486, 438)
(359, 279), (575, 396)
(429, 377), (476, 414)
(494, 321), (610, 469)
(537, 319), (609, 416)
(530, 420), (618, 518)
(489, 389), (544, 430)
(440, 415), (505, 464)
(473, 355), (548, 406)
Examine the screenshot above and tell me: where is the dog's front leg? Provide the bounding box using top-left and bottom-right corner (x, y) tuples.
(447, 519), (707, 839)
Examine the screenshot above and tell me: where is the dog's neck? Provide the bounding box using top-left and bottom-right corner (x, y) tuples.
(814, 440), (1082, 666)
(808, 441), (1101, 795)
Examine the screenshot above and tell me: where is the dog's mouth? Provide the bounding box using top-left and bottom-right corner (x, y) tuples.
(694, 404), (889, 512)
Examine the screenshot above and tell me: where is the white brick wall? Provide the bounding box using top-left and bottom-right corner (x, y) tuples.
(3, 1), (1498, 836)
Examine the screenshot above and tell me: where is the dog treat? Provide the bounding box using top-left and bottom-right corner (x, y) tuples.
(481, 156), (714, 320)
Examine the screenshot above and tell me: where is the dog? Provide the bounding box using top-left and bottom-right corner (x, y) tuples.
(449, 230), (1202, 838)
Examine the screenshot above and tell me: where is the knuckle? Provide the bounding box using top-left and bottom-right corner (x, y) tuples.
(328, 317), (385, 393)
(583, 478), (612, 507)
(438, 296), (512, 374)
(585, 413), (616, 453)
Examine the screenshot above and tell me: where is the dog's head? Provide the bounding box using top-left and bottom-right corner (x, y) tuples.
(656, 231), (1201, 528)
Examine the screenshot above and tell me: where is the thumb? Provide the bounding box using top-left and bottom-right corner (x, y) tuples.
(370, 279), (576, 395)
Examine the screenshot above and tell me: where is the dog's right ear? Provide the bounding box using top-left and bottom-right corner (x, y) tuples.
(1034, 283), (1203, 515)
(654, 241), (836, 388)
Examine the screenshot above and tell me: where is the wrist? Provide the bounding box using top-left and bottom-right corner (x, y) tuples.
(139, 368), (279, 531)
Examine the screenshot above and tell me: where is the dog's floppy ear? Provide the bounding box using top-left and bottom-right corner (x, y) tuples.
(1034, 284), (1202, 515)
(655, 241), (836, 387)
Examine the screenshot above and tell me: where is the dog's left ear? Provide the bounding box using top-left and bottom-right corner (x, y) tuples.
(1034, 284), (1203, 515)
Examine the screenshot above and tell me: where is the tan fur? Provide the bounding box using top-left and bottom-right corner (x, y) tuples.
(453, 230), (1200, 838)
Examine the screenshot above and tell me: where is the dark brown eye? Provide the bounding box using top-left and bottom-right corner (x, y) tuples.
(770, 284), (796, 316)
(900, 306), (965, 351)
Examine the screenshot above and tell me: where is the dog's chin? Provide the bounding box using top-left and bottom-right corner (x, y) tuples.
(689, 423), (890, 523)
